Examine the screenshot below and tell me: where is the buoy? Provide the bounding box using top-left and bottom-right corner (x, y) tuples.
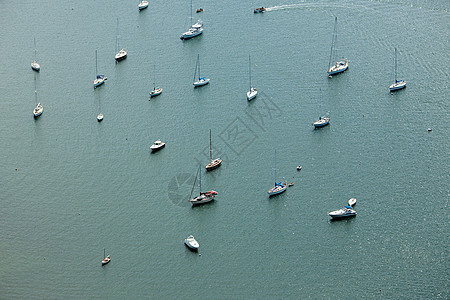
(15, 168), (18, 171)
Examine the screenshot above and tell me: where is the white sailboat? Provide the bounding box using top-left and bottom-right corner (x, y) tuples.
(115, 18), (127, 62)
(101, 248), (111, 265)
(327, 17), (348, 77)
(313, 88), (330, 128)
(189, 165), (217, 206)
(31, 37), (40, 71)
(247, 55), (258, 101)
(193, 54), (209, 87)
(93, 50), (106, 88)
(389, 48), (406, 91)
(205, 129), (222, 171)
(180, 0), (203, 40)
(33, 73), (43, 118)
(149, 64), (163, 98)
(267, 151), (287, 196)
(138, 0), (149, 10)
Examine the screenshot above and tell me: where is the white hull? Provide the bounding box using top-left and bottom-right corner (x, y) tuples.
(31, 62), (40, 71)
(193, 78), (210, 87)
(190, 194), (214, 206)
(348, 198), (356, 207)
(313, 116), (330, 128)
(150, 88), (163, 97)
(138, 1), (149, 10)
(97, 114), (103, 122)
(94, 78), (106, 88)
(33, 103), (43, 118)
(389, 81), (406, 91)
(328, 61), (348, 75)
(206, 158), (222, 171)
(268, 184), (287, 196)
(150, 141), (165, 152)
(329, 207), (357, 219)
(115, 50), (127, 62)
(247, 88), (258, 101)
(184, 235), (199, 251)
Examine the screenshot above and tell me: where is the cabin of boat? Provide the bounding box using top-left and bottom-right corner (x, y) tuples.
(184, 235), (199, 251)
(268, 181), (287, 196)
(150, 140), (165, 152)
(138, 1), (149, 10)
(254, 7), (266, 13)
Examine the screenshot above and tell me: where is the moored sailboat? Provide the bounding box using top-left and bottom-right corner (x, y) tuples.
(389, 47), (406, 91)
(205, 129), (222, 171)
(93, 50), (106, 88)
(101, 248), (111, 265)
(31, 37), (40, 72)
(33, 73), (43, 118)
(189, 165), (217, 206)
(327, 17), (348, 77)
(149, 64), (163, 98)
(247, 55), (258, 101)
(268, 151), (287, 196)
(115, 18), (127, 62)
(193, 54), (210, 87)
(313, 89), (330, 128)
(180, 0), (203, 40)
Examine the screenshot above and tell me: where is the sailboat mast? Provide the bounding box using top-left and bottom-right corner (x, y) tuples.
(103, 248), (105, 258)
(328, 17), (337, 68)
(274, 150), (277, 185)
(198, 55), (201, 80)
(394, 48), (397, 83)
(95, 50), (98, 76)
(34, 73), (37, 104)
(116, 18), (119, 53)
(199, 165), (202, 194)
(190, 0), (193, 26)
(34, 37), (37, 60)
(193, 55), (198, 83)
(153, 64), (156, 90)
(209, 129), (212, 161)
(249, 55), (252, 91)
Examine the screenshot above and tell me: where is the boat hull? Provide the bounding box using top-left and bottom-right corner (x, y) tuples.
(268, 185), (287, 196)
(150, 144), (165, 152)
(328, 62), (348, 76)
(31, 62), (40, 71)
(247, 89), (258, 101)
(97, 114), (103, 122)
(115, 52), (127, 62)
(184, 239), (199, 251)
(138, 2), (149, 10)
(190, 194), (214, 206)
(206, 159), (222, 171)
(329, 213), (357, 219)
(149, 88), (163, 98)
(389, 81), (406, 91)
(193, 78), (210, 87)
(180, 28), (203, 40)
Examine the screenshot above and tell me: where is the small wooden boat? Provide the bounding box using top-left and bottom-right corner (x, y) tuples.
(254, 7), (266, 13)
(348, 198), (356, 207)
(101, 249), (111, 265)
(288, 182), (294, 187)
(196, 8), (203, 13)
(184, 235), (199, 251)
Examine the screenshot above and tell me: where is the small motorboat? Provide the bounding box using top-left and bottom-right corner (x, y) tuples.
(329, 206), (357, 219)
(297, 166), (302, 171)
(254, 7), (266, 13)
(33, 103), (43, 118)
(97, 114), (103, 122)
(348, 198), (357, 207)
(313, 114), (330, 128)
(150, 140), (165, 152)
(196, 8), (203, 13)
(149, 87), (163, 98)
(138, 0), (149, 10)
(288, 182), (294, 187)
(184, 235), (199, 251)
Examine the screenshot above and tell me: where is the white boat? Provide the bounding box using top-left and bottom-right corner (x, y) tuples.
(31, 37), (40, 71)
(389, 48), (406, 91)
(184, 235), (199, 251)
(101, 249), (111, 265)
(297, 166), (302, 171)
(93, 50), (107, 88)
(150, 140), (165, 152)
(268, 151), (287, 196)
(97, 114), (103, 122)
(247, 55), (258, 101)
(348, 198), (356, 207)
(205, 129), (222, 171)
(115, 18), (127, 62)
(329, 206), (357, 219)
(327, 17), (348, 77)
(33, 74), (43, 118)
(193, 54), (210, 87)
(189, 165), (217, 206)
(149, 64), (163, 98)
(313, 89), (330, 128)
(138, 0), (149, 10)
(180, 0), (203, 40)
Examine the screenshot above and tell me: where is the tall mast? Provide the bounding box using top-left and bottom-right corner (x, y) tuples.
(116, 18), (119, 53)
(34, 37), (37, 61)
(198, 54), (201, 79)
(274, 150), (277, 185)
(209, 129), (212, 161)
(328, 17), (337, 68)
(34, 73), (37, 104)
(103, 248), (105, 258)
(153, 64), (156, 90)
(190, 0), (193, 26)
(394, 48), (397, 83)
(249, 55), (252, 91)
(95, 50), (98, 76)
(199, 164), (202, 194)
(193, 55), (199, 83)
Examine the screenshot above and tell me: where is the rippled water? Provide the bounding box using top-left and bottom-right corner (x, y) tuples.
(1, 0), (448, 298)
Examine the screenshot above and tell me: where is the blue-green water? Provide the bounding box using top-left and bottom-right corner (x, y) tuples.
(1, 0), (448, 298)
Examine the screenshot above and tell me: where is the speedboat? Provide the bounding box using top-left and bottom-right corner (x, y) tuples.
(33, 103), (43, 118)
(313, 114), (330, 128)
(184, 235), (199, 251)
(268, 181), (287, 196)
(115, 49), (127, 62)
(180, 22), (203, 40)
(149, 87), (163, 98)
(31, 61), (40, 71)
(193, 77), (210, 87)
(389, 80), (406, 91)
(348, 198), (356, 207)
(102, 255), (111, 265)
(206, 158), (222, 171)
(328, 60), (348, 76)
(288, 182), (294, 187)
(150, 140), (165, 152)
(196, 8), (203, 13)
(138, 0), (149, 10)
(97, 114), (103, 122)
(254, 7), (266, 13)
(94, 75), (106, 88)
(329, 206), (357, 219)
(190, 190), (217, 206)
(247, 88), (258, 101)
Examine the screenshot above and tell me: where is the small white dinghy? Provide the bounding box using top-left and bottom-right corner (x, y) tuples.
(184, 235), (199, 251)
(97, 114), (103, 122)
(348, 198), (356, 207)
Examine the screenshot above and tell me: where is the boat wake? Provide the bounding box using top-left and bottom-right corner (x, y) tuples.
(265, 3), (342, 12)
